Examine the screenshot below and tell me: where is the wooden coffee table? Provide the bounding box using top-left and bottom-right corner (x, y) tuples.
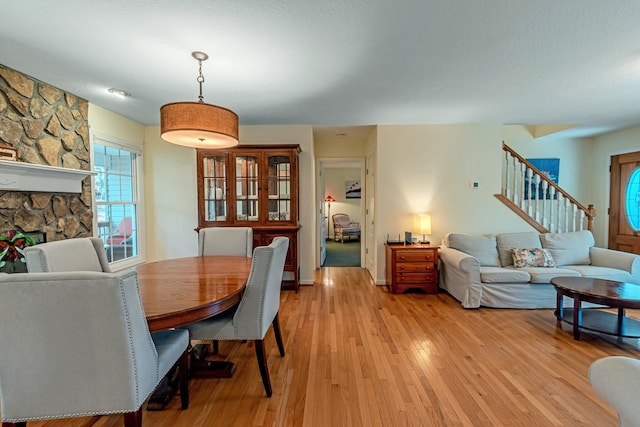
(551, 276), (640, 340)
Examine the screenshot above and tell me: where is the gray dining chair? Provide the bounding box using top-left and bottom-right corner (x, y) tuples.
(589, 356), (640, 427)
(198, 226), (253, 257)
(24, 236), (111, 273)
(187, 236), (289, 397)
(0, 270), (189, 427)
(196, 226), (253, 355)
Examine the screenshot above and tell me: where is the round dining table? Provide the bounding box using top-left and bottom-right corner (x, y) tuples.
(135, 255), (252, 332)
(135, 255), (252, 410)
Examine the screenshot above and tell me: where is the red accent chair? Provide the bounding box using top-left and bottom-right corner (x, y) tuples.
(106, 217), (133, 245)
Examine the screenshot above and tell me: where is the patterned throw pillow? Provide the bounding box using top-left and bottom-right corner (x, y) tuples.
(511, 248), (556, 268)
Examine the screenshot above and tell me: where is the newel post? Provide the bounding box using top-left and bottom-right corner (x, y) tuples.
(587, 204), (596, 231)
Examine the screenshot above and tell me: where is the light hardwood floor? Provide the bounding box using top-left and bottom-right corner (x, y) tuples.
(7, 267), (639, 426)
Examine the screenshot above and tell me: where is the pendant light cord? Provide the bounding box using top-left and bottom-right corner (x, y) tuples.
(197, 59), (205, 103)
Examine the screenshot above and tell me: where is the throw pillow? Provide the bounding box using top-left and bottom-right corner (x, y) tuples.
(496, 232), (542, 267)
(511, 248), (556, 268)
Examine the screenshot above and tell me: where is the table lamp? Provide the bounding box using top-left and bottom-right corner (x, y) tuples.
(416, 213), (432, 244)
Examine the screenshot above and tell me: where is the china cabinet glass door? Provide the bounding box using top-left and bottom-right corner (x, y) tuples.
(267, 155), (292, 222)
(235, 155), (259, 222)
(203, 155), (227, 221)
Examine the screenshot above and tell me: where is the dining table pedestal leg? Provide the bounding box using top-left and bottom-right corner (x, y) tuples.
(147, 366), (181, 411)
(189, 343), (237, 378)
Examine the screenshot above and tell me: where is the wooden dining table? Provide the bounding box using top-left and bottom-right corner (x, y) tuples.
(135, 255), (252, 410)
(135, 255), (252, 332)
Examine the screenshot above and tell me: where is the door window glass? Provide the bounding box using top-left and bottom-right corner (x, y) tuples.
(626, 168), (640, 231)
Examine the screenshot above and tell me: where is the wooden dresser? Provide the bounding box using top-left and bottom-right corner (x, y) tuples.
(384, 243), (439, 294)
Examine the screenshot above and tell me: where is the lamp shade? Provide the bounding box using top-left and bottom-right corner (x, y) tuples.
(416, 213), (432, 235)
(325, 195), (335, 202)
(160, 101), (239, 149)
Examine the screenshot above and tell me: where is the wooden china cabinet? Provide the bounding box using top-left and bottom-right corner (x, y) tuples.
(196, 144), (301, 291)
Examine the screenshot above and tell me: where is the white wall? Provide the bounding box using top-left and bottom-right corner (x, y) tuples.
(143, 126), (199, 261)
(374, 125), (532, 283)
(88, 104), (145, 146)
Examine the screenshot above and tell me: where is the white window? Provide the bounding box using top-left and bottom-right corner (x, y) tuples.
(92, 134), (143, 268)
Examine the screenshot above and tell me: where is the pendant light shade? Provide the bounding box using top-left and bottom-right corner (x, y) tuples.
(160, 51), (239, 149)
(160, 102), (238, 149)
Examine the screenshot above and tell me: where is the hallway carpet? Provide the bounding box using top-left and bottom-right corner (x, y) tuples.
(323, 239), (360, 267)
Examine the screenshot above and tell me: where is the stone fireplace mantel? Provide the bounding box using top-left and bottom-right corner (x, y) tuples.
(0, 160), (97, 193)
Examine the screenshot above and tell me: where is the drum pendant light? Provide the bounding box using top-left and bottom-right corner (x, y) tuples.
(160, 51), (239, 149)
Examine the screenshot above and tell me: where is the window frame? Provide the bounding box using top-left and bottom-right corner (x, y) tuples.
(90, 132), (145, 270)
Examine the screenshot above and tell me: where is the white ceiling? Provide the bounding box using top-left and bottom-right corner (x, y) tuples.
(2, 0), (640, 138)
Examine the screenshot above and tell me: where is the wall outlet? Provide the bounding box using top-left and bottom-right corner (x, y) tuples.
(469, 181), (479, 189)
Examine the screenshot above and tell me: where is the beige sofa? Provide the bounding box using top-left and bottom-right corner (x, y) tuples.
(439, 230), (640, 309)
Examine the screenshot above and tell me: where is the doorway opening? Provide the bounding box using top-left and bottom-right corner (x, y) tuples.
(317, 158), (365, 268)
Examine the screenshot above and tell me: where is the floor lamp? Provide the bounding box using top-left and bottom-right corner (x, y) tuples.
(325, 195), (335, 240)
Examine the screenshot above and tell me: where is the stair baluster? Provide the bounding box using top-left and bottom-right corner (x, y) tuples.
(495, 142), (595, 233)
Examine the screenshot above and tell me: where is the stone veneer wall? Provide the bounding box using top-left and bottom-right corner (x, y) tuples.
(0, 64), (93, 242)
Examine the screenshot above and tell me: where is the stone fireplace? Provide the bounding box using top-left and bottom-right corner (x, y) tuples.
(0, 64), (93, 242)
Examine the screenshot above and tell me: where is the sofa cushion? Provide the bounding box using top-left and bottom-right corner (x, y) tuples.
(447, 233), (500, 267)
(511, 248), (556, 268)
(480, 267), (530, 283)
(562, 265), (633, 282)
(540, 230), (594, 266)
(496, 232), (541, 267)
(504, 266), (580, 283)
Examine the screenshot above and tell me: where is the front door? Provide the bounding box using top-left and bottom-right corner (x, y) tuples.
(608, 151), (640, 254)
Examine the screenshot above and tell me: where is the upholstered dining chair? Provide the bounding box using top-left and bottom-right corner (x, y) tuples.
(187, 236), (289, 397)
(198, 226), (253, 257)
(196, 226), (253, 355)
(24, 236), (111, 273)
(589, 356), (640, 427)
(0, 270), (189, 426)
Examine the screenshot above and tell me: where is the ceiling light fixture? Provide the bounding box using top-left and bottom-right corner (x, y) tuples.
(108, 88), (130, 98)
(160, 51), (239, 149)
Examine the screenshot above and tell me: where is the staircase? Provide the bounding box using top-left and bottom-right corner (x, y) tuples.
(495, 142), (595, 233)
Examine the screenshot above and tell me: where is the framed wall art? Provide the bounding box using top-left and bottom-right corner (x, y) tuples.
(525, 158), (559, 200)
(345, 180), (361, 199)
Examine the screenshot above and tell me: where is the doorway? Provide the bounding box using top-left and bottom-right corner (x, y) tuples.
(608, 151), (640, 254)
(317, 158), (365, 268)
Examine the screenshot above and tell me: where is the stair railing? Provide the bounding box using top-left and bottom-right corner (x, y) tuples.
(498, 142), (595, 233)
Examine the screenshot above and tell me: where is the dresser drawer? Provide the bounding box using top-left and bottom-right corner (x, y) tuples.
(395, 251), (435, 263)
(396, 272), (437, 284)
(396, 263), (435, 273)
